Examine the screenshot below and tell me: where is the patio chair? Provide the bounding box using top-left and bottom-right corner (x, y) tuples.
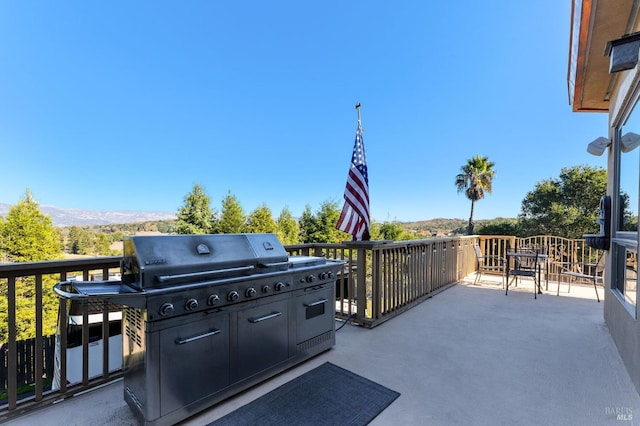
(473, 244), (506, 287)
(559, 253), (605, 302)
(506, 248), (542, 299)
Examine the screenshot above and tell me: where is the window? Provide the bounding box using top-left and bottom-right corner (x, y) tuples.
(613, 113), (639, 315)
(619, 133), (640, 231)
(626, 251), (638, 306)
(615, 244), (638, 309)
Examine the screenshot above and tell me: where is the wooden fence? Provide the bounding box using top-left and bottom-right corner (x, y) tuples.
(0, 336), (55, 395)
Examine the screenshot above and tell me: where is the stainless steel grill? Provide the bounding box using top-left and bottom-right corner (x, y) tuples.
(54, 233), (344, 426)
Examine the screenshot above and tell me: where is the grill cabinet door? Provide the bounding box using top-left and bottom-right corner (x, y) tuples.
(159, 313), (230, 416)
(236, 298), (289, 380)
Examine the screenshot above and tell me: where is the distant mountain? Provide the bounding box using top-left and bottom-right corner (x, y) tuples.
(0, 203), (176, 227)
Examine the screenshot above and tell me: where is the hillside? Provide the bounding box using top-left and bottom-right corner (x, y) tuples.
(0, 203), (176, 227)
(401, 218), (510, 236)
(0, 202), (512, 236)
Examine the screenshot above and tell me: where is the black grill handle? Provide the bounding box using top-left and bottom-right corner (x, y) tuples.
(258, 261), (290, 268)
(155, 265), (256, 284)
(248, 311), (282, 323)
(304, 298), (328, 308)
(175, 329), (221, 345)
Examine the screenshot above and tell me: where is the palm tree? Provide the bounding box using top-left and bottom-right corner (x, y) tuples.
(455, 155), (496, 235)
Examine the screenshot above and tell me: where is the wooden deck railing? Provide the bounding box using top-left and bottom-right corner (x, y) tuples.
(287, 236), (477, 327)
(477, 235), (601, 288)
(0, 257), (121, 420)
(0, 234), (599, 421)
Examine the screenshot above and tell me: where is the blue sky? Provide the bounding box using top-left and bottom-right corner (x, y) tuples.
(0, 1), (609, 222)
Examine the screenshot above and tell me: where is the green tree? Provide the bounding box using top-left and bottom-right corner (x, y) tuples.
(518, 165), (611, 238)
(246, 204), (277, 234)
(299, 200), (347, 243)
(94, 232), (112, 255)
(298, 205), (316, 243)
(0, 215), (5, 262)
(476, 218), (519, 236)
(1, 189), (61, 262)
(175, 184), (216, 234)
(0, 190), (61, 342)
(66, 226), (81, 253)
(377, 221), (408, 241)
(455, 155), (496, 235)
(276, 207), (300, 245)
(69, 227), (95, 255)
(218, 191), (246, 233)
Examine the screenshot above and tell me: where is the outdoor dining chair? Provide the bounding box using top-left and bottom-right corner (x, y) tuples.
(559, 252), (605, 302)
(506, 248), (543, 299)
(473, 244), (506, 287)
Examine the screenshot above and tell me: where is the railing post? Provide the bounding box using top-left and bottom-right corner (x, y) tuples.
(356, 247), (368, 322)
(340, 241), (379, 325)
(7, 276), (17, 410)
(371, 247), (382, 321)
(34, 275), (43, 401)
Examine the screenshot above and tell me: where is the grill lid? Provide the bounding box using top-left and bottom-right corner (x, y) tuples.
(121, 233), (289, 289)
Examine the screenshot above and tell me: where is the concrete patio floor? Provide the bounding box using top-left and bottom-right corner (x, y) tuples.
(6, 275), (640, 425)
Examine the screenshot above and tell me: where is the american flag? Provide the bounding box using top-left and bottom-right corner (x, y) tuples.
(336, 121), (370, 240)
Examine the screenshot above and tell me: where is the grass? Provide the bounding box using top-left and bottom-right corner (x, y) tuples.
(0, 378), (53, 403)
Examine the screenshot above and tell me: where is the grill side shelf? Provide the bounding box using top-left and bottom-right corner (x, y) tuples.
(53, 280), (146, 308)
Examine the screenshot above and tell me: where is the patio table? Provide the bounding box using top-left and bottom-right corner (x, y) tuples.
(506, 252), (549, 298)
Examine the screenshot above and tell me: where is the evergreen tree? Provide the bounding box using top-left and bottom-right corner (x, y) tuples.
(75, 228), (95, 255)
(0, 215), (5, 262)
(1, 189), (61, 262)
(175, 184), (216, 234)
(218, 191), (246, 234)
(246, 204), (277, 234)
(0, 190), (62, 342)
(299, 205), (317, 243)
(94, 232), (112, 255)
(276, 207), (300, 245)
(299, 200), (347, 243)
(66, 226), (82, 254)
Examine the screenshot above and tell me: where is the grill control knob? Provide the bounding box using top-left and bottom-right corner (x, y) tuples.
(245, 288), (257, 298)
(207, 294), (220, 305)
(274, 282), (286, 292)
(262, 285), (271, 294)
(185, 298), (198, 311)
(319, 272), (328, 280)
(159, 303), (174, 317)
(306, 275), (316, 283)
(328, 271), (334, 279)
(228, 291), (239, 302)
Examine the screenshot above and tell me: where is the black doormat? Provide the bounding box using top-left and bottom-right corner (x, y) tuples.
(209, 362), (400, 426)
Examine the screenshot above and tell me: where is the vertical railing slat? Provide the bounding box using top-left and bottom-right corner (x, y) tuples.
(59, 271), (68, 394)
(102, 266), (110, 379)
(7, 276), (17, 410)
(34, 274), (43, 400)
